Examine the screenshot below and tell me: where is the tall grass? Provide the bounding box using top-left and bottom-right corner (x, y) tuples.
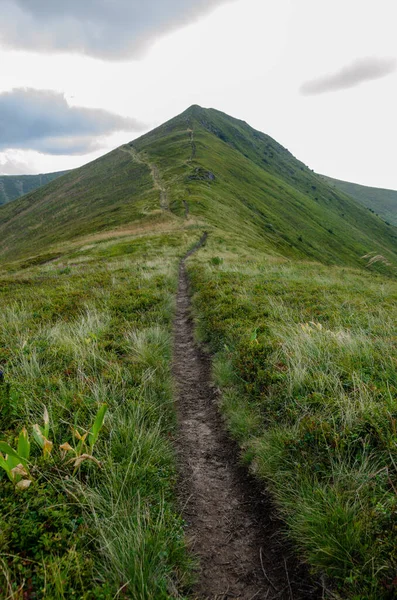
(189, 243), (397, 599)
(0, 233), (193, 598)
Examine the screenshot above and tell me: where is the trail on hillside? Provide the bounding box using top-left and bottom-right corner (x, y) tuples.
(150, 163), (169, 210)
(173, 237), (321, 600)
(121, 145), (169, 211)
(182, 128), (197, 218)
(188, 128), (196, 161)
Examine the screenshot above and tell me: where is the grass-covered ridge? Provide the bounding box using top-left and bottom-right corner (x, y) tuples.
(1, 105), (396, 271)
(188, 237), (397, 599)
(0, 170), (69, 206)
(321, 174), (397, 227)
(0, 148), (178, 262)
(132, 105), (397, 271)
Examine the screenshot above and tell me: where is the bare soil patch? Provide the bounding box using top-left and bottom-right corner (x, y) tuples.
(173, 236), (322, 599)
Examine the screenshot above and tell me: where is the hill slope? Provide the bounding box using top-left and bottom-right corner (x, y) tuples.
(1, 106), (397, 600)
(0, 105), (396, 272)
(132, 105), (397, 270)
(321, 174), (397, 226)
(0, 170), (68, 206)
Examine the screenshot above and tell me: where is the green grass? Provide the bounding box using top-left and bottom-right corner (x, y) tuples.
(321, 174), (397, 227)
(0, 171), (68, 206)
(0, 104), (396, 599)
(132, 105), (397, 272)
(0, 231), (197, 598)
(0, 149), (174, 262)
(1, 105), (396, 272)
(188, 238), (397, 599)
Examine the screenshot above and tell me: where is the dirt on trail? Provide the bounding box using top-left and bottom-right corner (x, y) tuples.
(120, 144), (169, 211)
(173, 234), (322, 600)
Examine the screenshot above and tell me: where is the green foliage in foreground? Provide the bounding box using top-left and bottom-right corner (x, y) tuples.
(0, 232), (195, 599)
(189, 239), (397, 599)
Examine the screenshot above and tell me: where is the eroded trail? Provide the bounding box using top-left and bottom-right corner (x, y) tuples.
(173, 237), (321, 600)
(120, 145), (169, 210)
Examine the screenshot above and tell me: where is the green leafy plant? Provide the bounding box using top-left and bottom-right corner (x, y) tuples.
(32, 406), (53, 459)
(60, 403), (108, 470)
(0, 427), (32, 488)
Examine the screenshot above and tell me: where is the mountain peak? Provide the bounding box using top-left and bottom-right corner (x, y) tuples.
(181, 104), (206, 118)
(0, 105), (395, 272)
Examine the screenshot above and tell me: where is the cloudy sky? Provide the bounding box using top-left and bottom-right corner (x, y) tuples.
(1, 0), (396, 189)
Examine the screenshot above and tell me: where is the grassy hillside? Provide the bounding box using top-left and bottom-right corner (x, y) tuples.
(0, 148), (177, 263)
(132, 105), (397, 271)
(0, 105), (396, 599)
(0, 105), (396, 271)
(0, 229), (197, 598)
(0, 170), (68, 206)
(322, 175), (397, 226)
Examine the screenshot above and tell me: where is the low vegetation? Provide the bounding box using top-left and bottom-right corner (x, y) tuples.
(322, 175), (397, 227)
(0, 231), (196, 599)
(189, 238), (397, 599)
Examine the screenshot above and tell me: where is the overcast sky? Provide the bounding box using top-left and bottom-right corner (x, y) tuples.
(0, 0), (396, 189)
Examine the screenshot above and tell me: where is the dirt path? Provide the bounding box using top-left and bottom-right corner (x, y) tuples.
(120, 145), (169, 211)
(150, 162), (169, 210)
(182, 128), (196, 218)
(173, 235), (322, 600)
(187, 128), (196, 161)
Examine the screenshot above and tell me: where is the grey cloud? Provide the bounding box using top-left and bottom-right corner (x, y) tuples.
(301, 57), (397, 95)
(0, 88), (144, 155)
(0, 0), (234, 60)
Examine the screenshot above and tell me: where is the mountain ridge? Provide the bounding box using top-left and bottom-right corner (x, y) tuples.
(0, 105), (396, 273)
(321, 173), (397, 226)
(0, 170), (69, 206)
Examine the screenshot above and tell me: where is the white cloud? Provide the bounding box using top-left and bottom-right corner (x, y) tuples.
(0, 152), (33, 175)
(301, 57), (397, 95)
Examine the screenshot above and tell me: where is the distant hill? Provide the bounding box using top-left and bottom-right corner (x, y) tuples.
(0, 105), (396, 272)
(321, 175), (397, 226)
(0, 170), (69, 206)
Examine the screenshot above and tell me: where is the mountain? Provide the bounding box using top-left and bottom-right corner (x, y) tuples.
(0, 105), (396, 271)
(0, 170), (69, 206)
(321, 174), (397, 226)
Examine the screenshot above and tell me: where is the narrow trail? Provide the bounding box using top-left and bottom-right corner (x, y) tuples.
(173, 235), (321, 600)
(181, 127), (196, 219)
(150, 163), (169, 211)
(120, 145), (169, 211)
(188, 128), (197, 161)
